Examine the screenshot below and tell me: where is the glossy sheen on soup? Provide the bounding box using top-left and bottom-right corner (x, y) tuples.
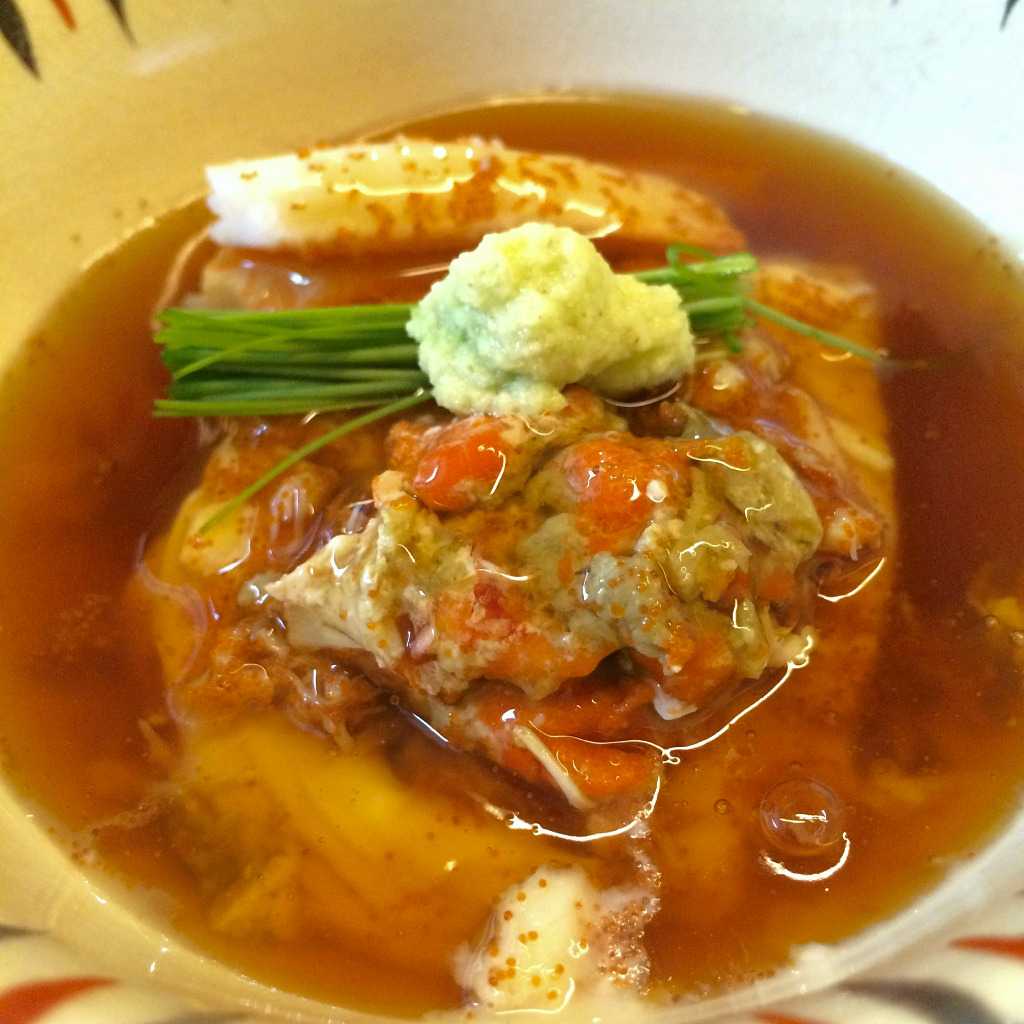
(0, 97), (1023, 1017)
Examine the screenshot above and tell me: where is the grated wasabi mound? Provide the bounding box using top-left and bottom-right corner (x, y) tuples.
(407, 223), (695, 416)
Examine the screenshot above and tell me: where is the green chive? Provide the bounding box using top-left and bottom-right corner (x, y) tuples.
(198, 390), (432, 532)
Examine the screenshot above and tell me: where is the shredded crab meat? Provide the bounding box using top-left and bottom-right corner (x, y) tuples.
(512, 725), (596, 811)
(146, 142), (894, 811)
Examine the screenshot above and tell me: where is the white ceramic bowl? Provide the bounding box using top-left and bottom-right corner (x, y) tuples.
(2, 3), (1023, 1022)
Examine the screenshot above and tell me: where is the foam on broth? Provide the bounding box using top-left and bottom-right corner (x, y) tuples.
(0, 96), (1023, 1016)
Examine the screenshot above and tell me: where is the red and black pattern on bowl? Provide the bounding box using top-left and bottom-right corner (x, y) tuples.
(7, 904), (1024, 1022)
(0, 0), (1020, 78)
(0, 0), (130, 77)
(0, 923), (253, 1023)
(0, 976), (115, 1023)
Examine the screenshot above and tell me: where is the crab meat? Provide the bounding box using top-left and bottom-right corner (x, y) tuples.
(206, 136), (743, 257)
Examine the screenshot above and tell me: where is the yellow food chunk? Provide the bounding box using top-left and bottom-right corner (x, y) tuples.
(178, 715), (554, 964)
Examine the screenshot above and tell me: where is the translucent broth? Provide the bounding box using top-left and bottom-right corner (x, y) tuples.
(1, 96), (1023, 1014)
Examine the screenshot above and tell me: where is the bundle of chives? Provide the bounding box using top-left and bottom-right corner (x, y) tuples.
(155, 247), (882, 419)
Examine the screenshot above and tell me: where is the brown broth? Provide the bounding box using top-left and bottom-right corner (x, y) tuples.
(1, 96), (1023, 1015)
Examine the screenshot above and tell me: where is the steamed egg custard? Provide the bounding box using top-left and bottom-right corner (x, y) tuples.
(1, 98), (1024, 1017)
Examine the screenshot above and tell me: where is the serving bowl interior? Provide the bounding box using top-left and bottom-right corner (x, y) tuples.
(1, 2), (1022, 1022)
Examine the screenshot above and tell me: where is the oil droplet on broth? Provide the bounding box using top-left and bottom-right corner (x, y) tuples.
(759, 778), (846, 857)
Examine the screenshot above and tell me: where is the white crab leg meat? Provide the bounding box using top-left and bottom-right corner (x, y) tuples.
(206, 137), (743, 256)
